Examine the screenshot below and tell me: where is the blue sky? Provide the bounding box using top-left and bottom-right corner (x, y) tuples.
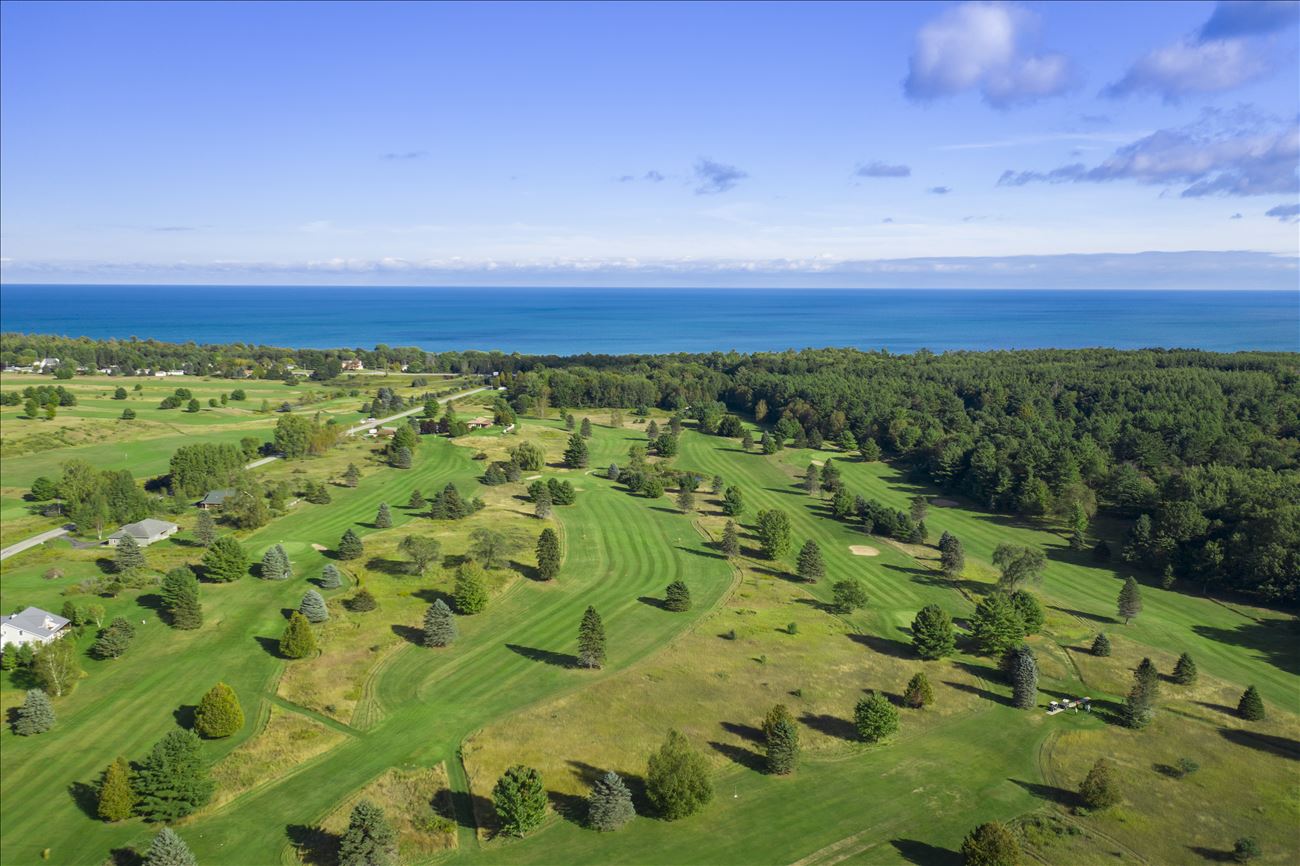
(1, 0), (1297, 287)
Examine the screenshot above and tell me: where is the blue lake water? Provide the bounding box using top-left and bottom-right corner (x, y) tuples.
(1, 285), (1296, 354)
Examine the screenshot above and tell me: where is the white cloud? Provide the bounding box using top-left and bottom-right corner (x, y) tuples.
(1105, 37), (1270, 101)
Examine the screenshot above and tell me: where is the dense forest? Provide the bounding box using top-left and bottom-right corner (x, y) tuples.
(4, 334), (1297, 603)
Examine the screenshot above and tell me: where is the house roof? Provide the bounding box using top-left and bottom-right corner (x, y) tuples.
(109, 518), (179, 540)
(198, 489), (236, 506)
(1, 606), (70, 639)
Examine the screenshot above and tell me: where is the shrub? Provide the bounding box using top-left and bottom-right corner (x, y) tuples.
(853, 691), (898, 742)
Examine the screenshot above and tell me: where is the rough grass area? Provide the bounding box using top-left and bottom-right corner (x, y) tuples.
(313, 765), (457, 863)
(209, 705), (349, 809)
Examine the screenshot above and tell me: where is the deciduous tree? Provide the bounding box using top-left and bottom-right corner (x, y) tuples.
(961, 821), (1019, 866)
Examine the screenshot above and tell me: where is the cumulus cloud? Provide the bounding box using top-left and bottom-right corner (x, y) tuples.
(997, 109), (1300, 197)
(1266, 202), (1300, 221)
(693, 158), (748, 194)
(903, 2), (1074, 108)
(928, 186), (953, 194)
(855, 161), (911, 178)
(1199, 0), (1299, 40)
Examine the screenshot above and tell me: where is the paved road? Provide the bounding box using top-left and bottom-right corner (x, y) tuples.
(0, 524), (74, 561)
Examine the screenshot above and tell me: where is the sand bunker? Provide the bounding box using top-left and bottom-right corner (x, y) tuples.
(526, 475), (542, 481)
(849, 545), (880, 557)
(311, 543), (328, 552)
(931, 498), (960, 507)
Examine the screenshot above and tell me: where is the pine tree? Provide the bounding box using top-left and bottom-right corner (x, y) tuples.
(13, 689), (55, 735)
(722, 485), (745, 517)
(796, 539), (825, 582)
(664, 579), (692, 612)
(160, 566), (203, 629)
(533, 485), (553, 519)
(348, 588), (377, 612)
(1090, 632), (1112, 656)
(195, 682), (244, 738)
(1079, 758), (1121, 810)
(580, 417), (593, 438)
(676, 486), (695, 512)
(114, 534), (145, 573)
(279, 612), (318, 659)
(970, 593), (1026, 656)
(721, 520), (740, 557)
(761, 703), (795, 740)
(93, 619), (134, 660)
(134, 728), (214, 821)
(143, 827), (198, 866)
(319, 563), (343, 589)
(853, 691), (899, 742)
(337, 528), (364, 560)
(1118, 576), (1143, 624)
(374, 502), (393, 528)
(961, 821), (1020, 866)
(911, 605), (956, 659)
(97, 756), (135, 822)
(831, 579), (869, 613)
(343, 463), (361, 487)
(563, 433), (589, 468)
(390, 446), (412, 469)
(1009, 590), (1045, 635)
(422, 599), (457, 647)
(803, 464), (820, 495)
(765, 716), (800, 775)
(1233, 837), (1261, 863)
(338, 800), (397, 866)
(260, 544), (290, 580)
(939, 532), (966, 578)
(299, 589), (329, 623)
(740, 428), (754, 450)
(202, 536), (248, 582)
(1120, 659), (1159, 729)
(646, 729), (713, 820)
(755, 509), (792, 559)
(535, 528), (561, 581)
(903, 672), (934, 708)
(194, 509), (217, 547)
(577, 605), (606, 668)
(407, 489), (426, 509)
(1007, 644), (1039, 709)
(1237, 685), (1265, 721)
(492, 765), (548, 837)
(454, 562), (489, 614)
(1172, 652), (1198, 685)
(587, 770), (635, 831)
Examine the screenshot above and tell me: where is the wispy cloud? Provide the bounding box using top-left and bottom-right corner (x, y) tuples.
(644, 170), (665, 182)
(694, 158), (748, 195)
(381, 150), (428, 160)
(1231, 212), (1244, 219)
(1265, 203), (1300, 222)
(928, 186), (953, 195)
(855, 161), (911, 178)
(904, 2), (1075, 108)
(151, 226), (196, 232)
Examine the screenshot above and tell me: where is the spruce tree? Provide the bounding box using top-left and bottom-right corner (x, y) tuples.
(796, 539), (825, 582)
(337, 528), (364, 560)
(803, 464), (820, 495)
(580, 417), (593, 438)
(970, 593), (1026, 656)
(1091, 632), (1112, 656)
(422, 599), (457, 647)
(911, 605), (956, 659)
(1007, 644), (1039, 709)
(765, 716), (800, 775)
(161, 566), (203, 630)
(143, 827), (198, 866)
(194, 509), (217, 547)
(1238, 685), (1265, 721)
(97, 756), (135, 822)
(408, 488), (426, 509)
(279, 612), (318, 659)
(374, 502), (393, 529)
(853, 691), (899, 742)
(1172, 652), (1197, 685)
(762, 704), (795, 741)
(348, 588), (378, 612)
(721, 520), (740, 557)
(454, 562), (489, 614)
(343, 463), (361, 487)
(390, 446), (412, 469)
(1120, 659), (1159, 729)
(535, 528), (561, 580)
(587, 770), (635, 831)
(202, 536), (248, 582)
(260, 544), (290, 580)
(646, 729), (713, 820)
(961, 821), (1020, 866)
(195, 682), (244, 738)
(1118, 576), (1143, 624)
(492, 765), (548, 837)
(577, 605), (606, 668)
(13, 689), (55, 735)
(676, 486), (695, 512)
(134, 729), (214, 821)
(299, 589), (329, 623)
(93, 619), (134, 660)
(533, 486), (553, 519)
(664, 579), (692, 612)
(903, 671), (934, 708)
(722, 485), (745, 517)
(1233, 837), (1261, 863)
(563, 433), (589, 468)
(831, 579), (869, 613)
(114, 534), (145, 573)
(1079, 758), (1121, 810)
(338, 800), (397, 866)
(319, 563), (343, 589)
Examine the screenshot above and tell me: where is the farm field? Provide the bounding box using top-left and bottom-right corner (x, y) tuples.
(1, 401), (1297, 866)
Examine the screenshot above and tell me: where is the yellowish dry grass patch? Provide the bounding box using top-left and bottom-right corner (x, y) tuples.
(317, 765), (457, 861)
(209, 705), (349, 809)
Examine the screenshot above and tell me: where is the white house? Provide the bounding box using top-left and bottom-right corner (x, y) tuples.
(1, 606), (71, 649)
(106, 518), (179, 547)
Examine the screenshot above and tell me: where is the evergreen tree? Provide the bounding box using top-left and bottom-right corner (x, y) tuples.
(911, 605), (956, 659)
(755, 509), (792, 559)
(761, 704), (794, 741)
(260, 544), (290, 580)
(134, 728), (214, 821)
(796, 539), (825, 582)
(676, 486), (695, 512)
(143, 827), (198, 866)
(722, 485), (745, 517)
(160, 566), (203, 629)
(92, 619), (135, 660)
(13, 689), (55, 735)
(939, 532), (966, 578)
(202, 536), (248, 582)
(646, 419), (660, 439)
(389, 446), (412, 469)
(194, 509), (217, 547)
(533, 485), (553, 519)
(338, 799), (397, 866)
(1006, 644), (1039, 709)
(1233, 837), (1261, 863)
(721, 520), (740, 557)
(765, 716), (800, 775)
(563, 433), (589, 468)
(492, 765), (548, 837)
(299, 589), (329, 623)
(454, 562), (489, 614)
(580, 417), (593, 438)
(1079, 758), (1121, 810)
(740, 428), (754, 450)
(114, 534), (145, 573)
(1090, 633), (1112, 656)
(195, 682), (244, 738)
(970, 594), (1026, 656)
(854, 691), (899, 742)
(1118, 576), (1143, 624)
(831, 579), (869, 613)
(375, 502), (393, 528)
(903, 671), (935, 708)
(279, 612), (318, 659)
(407, 488), (426, 509)
(343, 463), (361, 487)
(664, 579), (692, 611)
(1172, 652), (1197, 685)
(578, 605), (606, 668)
(1008, 590), (1045, 635)
(1120, 659), (1159, 729)
(1237, 685), (1265, 721)
(960, 821), (1020, 866)
(535, 528), (561, 580)
(803, 464), (821, 495)
(97, 756), (135, 822)
(587, 770), (635, 831)
(320, 563), (344, 589)
(422, 599), (457, 647)
(646, 729), (713, 820)
(348, 588), (378, 612)
(607, 463), (621, 481)
(337, 528), (364, 560)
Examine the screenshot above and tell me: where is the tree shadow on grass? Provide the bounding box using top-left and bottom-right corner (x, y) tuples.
(285, 823), (338, 866)
(944, 680), (1013, 708)
(67, 780), (101, 819)
(95, 557), (116, 575)
(1187, 845), (1236, 863)
(548, 789), (588, 825)
(1219, 727), (1300, 760)
(1009, 778), (1079, 809)
(255, 635), (285, 659)
(709, 740), (766, 773)
(505, 643), (576, 668)
(720, 721), (764, 744)
(1191, 619), (1300, 676)
(173, 704), (197, 730)
(508, 559), (544, 581)
(567, 760), (651, 813)
(891, 839), (963, 866)
(799, 712), (858, 742)
(412, 587), (453, 606)
(364, 557), (409, 577)
(135, 592), (164, 614)
(637, 595), (670, 611)
(1049, 605), (1114, 625)
(105, 848), (143, 866)
(1194, 700), (1238, 718)
(391, 624), (424, 646)
(847, 632), (913, 659)
(676, 545), (725, 560)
